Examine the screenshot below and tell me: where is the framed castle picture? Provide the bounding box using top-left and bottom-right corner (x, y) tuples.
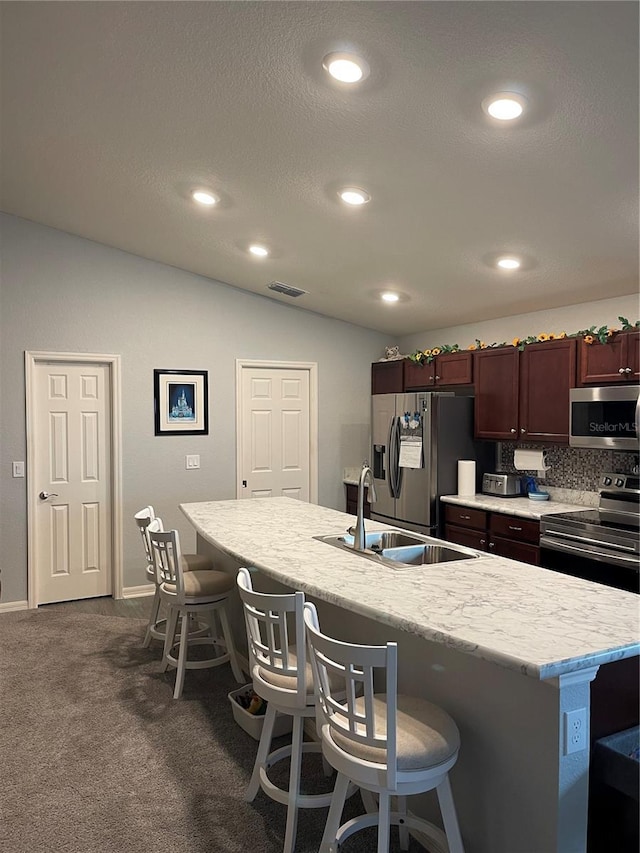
(154, 369), (209, 436)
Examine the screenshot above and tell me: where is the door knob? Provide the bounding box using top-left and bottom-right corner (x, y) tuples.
(39, 491), (58, 500)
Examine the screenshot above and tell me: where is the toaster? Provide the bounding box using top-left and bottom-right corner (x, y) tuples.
(482, 473), (523, 497)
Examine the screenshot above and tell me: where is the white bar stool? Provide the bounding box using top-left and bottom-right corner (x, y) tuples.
(147, 520), (244, 699)
(134, 505), (212, 648)
(304, 601), (465, 853)
(236, 568), (342, 853)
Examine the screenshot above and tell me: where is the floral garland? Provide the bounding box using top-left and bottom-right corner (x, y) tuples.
(408, 316), (639, 365)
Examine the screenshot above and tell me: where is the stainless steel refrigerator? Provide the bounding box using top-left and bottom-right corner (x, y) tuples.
(371, 392), (490, 535)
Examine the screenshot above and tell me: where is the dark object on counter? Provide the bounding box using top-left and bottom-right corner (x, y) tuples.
(482, 472), (522, 497)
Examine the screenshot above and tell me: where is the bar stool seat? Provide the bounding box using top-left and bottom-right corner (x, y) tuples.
(148, 521), (244, 699)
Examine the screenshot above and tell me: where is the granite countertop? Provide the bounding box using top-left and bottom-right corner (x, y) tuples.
(180, 497), (639, 682)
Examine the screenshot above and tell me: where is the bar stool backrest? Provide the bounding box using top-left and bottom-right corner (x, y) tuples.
(304, 601), (399, 790)
(147, 520), (185, 600)
(237, 567), (308, 708)
(134, 506), (156, 575)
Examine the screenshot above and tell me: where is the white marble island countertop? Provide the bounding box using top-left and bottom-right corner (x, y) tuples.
(180, 497), (639, 681)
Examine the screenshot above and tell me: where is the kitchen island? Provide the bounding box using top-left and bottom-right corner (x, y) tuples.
(181, 497), (639, 853)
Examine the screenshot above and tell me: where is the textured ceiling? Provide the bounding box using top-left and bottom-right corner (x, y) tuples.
(1, 1), (638, 335)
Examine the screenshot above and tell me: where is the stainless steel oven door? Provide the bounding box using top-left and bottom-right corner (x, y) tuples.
(540, 534), (639, 593)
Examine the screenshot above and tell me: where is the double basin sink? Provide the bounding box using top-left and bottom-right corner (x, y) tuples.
(314, 529), (481, 568)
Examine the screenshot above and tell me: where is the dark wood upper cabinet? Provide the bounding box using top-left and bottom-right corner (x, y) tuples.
(474, 339), (577, 443)
(401, 352), (474, 391)
(578, 330), (639, 385)
(434, 351), (473, 386)
(371, 360), (405, 394)
(519, 338), (577, 443)
(473, 347), (520, 440)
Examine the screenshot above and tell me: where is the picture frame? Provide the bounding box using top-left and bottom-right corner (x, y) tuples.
(153, 369), (209, 436)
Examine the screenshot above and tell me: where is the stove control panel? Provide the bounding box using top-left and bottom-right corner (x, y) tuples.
(599, 473), (640, 493)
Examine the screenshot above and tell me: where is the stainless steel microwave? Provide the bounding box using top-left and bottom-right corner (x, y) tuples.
(569, 386), (639, 450)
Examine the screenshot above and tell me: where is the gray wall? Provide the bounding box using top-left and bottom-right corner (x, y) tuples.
(0, 214), (387, 604)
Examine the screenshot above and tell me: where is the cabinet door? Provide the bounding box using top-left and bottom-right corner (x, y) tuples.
(577, 332), (636, 385)
(519, 339), (577, 443)
(434, 351), (473, 386)
(491, 536), (540, 565)
(372, 361), (404, 394)
(404, 360), (434, 390)
(489, 513), (540, 544)
(444, 504), (487, 530)
(444, 524), (488, 551)
(473, 348), (520, 440)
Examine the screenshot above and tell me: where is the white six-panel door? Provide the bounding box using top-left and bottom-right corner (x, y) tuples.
(33, 361), (112, 604)
(238, 363), (316, 501)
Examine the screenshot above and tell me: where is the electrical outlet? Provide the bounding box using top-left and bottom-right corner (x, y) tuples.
(564, 708), (587, 755)
(185, 454), (200, 470)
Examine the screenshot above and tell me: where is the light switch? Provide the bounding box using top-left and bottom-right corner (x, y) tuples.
(12, 461), (25, 478)
(185, 454), (200, 470)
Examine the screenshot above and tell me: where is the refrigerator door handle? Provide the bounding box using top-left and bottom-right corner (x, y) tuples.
(394, 417), (404, 497)
(390, 416), (402, 498)
(387, 416), (397, 498)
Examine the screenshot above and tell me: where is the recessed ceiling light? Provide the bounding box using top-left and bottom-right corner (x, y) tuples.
(497, 256), (521, 270)
(192, 190), (218, 206)
(482, 92), (527, 121)
(339, 187), (371, 206)
(322, 52), (370, 84)
(249, 244), (269, 258)
(381, 292), (400, 303)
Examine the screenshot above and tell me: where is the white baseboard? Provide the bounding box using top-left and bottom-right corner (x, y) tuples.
(0, 599), (29, 612)
(122, 584), (155, 599)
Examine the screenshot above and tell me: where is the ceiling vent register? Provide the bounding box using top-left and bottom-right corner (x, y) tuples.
(267, 281), (307, 298)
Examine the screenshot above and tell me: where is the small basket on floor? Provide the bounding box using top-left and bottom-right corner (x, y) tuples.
(228, 684), (294, 741)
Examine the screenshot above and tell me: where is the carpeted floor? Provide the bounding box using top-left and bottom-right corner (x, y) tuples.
(0, 609), (427, 852)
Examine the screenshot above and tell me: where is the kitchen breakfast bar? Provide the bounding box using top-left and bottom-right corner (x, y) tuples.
(180, 497), (639, 853)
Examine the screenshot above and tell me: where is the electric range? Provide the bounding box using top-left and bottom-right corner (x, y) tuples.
(540, 472), (639, 592)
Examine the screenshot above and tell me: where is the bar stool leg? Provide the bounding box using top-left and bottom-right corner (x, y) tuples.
(246, 703), (278, 802)
(377, 792), (391, 853)
(283, 715), (304, 853)
(437, 776), (464, 853)
(143, 587), (162, 648)
(397, 795), (410, 850)
(320, 772), (350, 853)
(218, 604), (245, 682)
(173, 607), (190, 699)
(161, 606), (179, 672)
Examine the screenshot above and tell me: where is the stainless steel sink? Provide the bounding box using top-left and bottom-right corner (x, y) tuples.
(314, 530), (481, 568)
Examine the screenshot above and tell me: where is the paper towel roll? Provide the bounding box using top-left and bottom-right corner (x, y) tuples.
(513, 449), (550, 474)
(457, 460), (476, 496)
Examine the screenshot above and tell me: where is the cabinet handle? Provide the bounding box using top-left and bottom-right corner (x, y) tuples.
(508, 525), (523, 532)
(435, 375), (440, 380)
(520, 428), (526, 433)
(510, 428), (516, 434)
(480, 539), (486, 545)
(619, 368), (625, 374)
(460, 514), (471, 520)
(489, 542), (495, 549)
(624, 367), (632, 374)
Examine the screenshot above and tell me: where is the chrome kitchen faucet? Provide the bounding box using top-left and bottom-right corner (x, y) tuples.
(348, 461), (377, 551)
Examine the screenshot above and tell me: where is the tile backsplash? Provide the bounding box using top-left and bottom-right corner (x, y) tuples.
(498, 442), (639, 492)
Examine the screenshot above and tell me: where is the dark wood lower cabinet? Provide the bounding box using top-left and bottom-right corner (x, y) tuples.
(345, 483), (370, 518)
(444, 504), (540, 565)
